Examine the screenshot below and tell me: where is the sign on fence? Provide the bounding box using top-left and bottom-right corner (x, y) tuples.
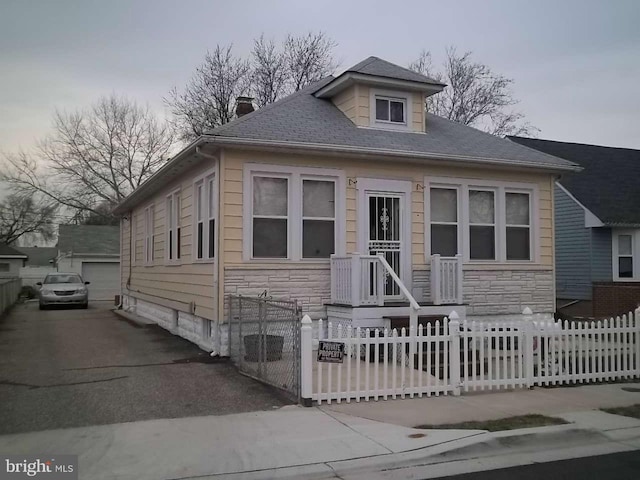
(317, 341), (345, 363)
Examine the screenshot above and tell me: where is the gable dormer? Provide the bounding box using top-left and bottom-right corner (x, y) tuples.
(314, 56), (445, 134)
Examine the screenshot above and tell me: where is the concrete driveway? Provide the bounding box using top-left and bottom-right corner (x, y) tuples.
(0, 301), (291, 434)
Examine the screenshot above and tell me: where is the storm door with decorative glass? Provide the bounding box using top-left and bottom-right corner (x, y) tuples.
(367, 193), (403, 298)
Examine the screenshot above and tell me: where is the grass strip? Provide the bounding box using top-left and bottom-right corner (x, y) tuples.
(415, 414), (568, 432)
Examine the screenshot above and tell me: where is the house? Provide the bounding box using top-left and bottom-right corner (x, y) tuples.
(0, 244), (28, 276)
(56, 225), (120, 301)
(15, 246), (58, 287)
(114, 56), (579, 354)
(508, 137), (640, 318)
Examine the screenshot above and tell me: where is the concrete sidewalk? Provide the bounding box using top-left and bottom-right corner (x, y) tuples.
(322, 382), (640, 427)
(0, 383), (638, 479)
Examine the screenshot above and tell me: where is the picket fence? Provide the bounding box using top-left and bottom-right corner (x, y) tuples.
(299, 309), (640, 405)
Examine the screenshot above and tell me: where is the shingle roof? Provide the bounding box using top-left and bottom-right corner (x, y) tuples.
(0, 244), (28, 258)
(345, 56), (444, 86)
(508, 136), (640, 225)
(57, 225), (120, 255)
(14, 247), (57, 266)
(209, 78), (578, 171)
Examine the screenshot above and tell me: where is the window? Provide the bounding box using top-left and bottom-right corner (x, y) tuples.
(618, 235), (633, 278)
(194, 173), (216, 261)
(131, 212), (136, 266)
(252, 176), (289, 258)
(506, 192), (531, 260)
(302, 179), (335, 258)
(375, 96), (406, 124)
(244, 164), (344, 261)
(425, 177), (538, 263)
(430, 188), (458, 256)
(166, 190), (181, 262)
(469, 190), (496, 260)
(143, 204), (155, 264)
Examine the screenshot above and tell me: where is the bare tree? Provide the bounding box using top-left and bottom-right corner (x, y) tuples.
(251, 35), (288, 108)
(167, 32), (338, 140)
(2, 94), (177, 223)
(283, 32), (337, 92)
(0, 193), (57, 245)
(166, 45), (252, 141)
(410, 47), (537, 136)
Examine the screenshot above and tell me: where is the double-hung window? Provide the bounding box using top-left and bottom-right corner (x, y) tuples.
(166, 190), (181, 262)
(143, 204), (155, 264)
(252, 176), (289, 258)
(194, 173), (216, 261)
(246, 165), (344, 261)
(302, 179), (335, 258)
(426, 177), (537, 263)
(430, 187), (458, 257)
(505, 192), (531, 261)
(613, 231), (638, 280)
(469, 189), (496, 260)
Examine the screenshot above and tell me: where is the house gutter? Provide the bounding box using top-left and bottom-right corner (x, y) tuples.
(203, 135), (583, 173)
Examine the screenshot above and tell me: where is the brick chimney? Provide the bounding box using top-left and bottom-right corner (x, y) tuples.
(235, 96), (254, 117)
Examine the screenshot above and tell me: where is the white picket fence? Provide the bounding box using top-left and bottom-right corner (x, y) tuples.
(299, 308), (640, 405)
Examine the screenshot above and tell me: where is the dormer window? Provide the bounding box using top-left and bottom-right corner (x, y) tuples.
(369, 89), (413, 131)
(375, 96), (406, 124)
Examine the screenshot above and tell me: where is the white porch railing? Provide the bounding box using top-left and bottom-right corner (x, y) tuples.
(330, 252), (421, 332)
(431, 254), (463, 305)
(300, 308), (640, 405)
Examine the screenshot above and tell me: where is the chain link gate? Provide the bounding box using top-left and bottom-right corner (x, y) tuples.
(228, 295), (302, 401)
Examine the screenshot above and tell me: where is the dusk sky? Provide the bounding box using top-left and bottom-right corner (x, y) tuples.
(1, 0), (639, 156)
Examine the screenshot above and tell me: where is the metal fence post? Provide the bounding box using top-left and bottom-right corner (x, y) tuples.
(523, 307), (535, 388)
(448, 316), (461, 396)
(300, 314), (313, 406)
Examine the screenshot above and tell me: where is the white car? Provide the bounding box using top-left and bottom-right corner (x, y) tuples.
(37, 273), (90, 310)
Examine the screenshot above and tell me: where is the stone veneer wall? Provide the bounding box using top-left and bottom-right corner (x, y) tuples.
(463, 269), (554, 316)
(413, 268), (554, 317)
(223, 267), (331, 319)
(123, 295), (221, 353)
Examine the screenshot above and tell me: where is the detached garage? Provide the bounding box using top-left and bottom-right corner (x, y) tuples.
(56, 225), (120, 302)
(81, 262), (120, 300)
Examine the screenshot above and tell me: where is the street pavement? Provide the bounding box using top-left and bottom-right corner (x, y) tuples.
(0, 301), (291, 434)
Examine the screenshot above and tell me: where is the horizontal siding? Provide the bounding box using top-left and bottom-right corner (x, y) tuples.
(332, 86), (356, 122)
(412, 92), (425, 133)
(122, 159), (218, 319)
(223, 149), (555, 269)
(355, 85), (369, 126)
(554, 185), (591, 300)
(591, 227), (612, 282)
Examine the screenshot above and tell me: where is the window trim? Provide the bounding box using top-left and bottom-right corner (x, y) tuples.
(242, 163), (346, 262)
(612, 229), (640, 282)
(424, 176), (539, 264)
(192, 168), (217, 264)
(505, 190), (532, 261)
(131, 211), (137, 266)
(143, 203), (155, 266)
(165, 189), (182, 264)
(369, 88), (412, 132)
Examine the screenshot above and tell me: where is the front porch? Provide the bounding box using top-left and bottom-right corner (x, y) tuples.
(328, 253), (466, 329)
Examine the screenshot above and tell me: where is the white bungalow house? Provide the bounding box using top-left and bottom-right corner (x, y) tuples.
(113, 56), (579, 354)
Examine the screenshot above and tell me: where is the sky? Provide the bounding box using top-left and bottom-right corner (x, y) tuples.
(1, 0), (639, 157)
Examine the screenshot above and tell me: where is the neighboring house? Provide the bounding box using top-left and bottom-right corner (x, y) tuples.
(15, 247), (58, 287)
(56, 225), (121, 301)
(114, 56), (578, 354)
(508, 137), (640, 318)
(0, 244), (28, 277)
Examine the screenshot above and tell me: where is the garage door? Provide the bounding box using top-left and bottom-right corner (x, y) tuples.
(81, 262), (119, 300)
